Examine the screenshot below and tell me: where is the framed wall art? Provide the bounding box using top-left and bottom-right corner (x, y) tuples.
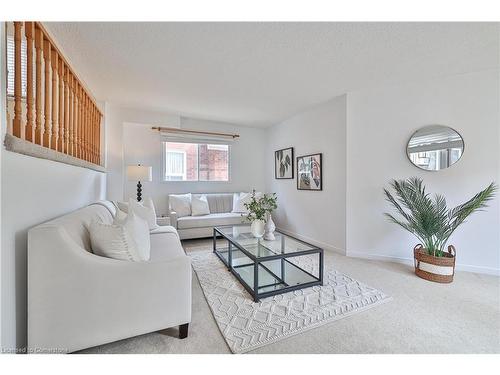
(297, 153), (322, 191)
(275, 147), (294, 179)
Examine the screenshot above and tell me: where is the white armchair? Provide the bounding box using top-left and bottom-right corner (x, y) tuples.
(28, 202), (191, 353)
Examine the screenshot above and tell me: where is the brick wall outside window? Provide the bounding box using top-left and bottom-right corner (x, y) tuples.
(164, 142), (229, 181)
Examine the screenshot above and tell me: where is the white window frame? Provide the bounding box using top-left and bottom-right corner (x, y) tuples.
(161, 140), (231, 183)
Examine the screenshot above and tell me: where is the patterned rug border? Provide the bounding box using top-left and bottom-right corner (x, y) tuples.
(190, 250), (393, 354)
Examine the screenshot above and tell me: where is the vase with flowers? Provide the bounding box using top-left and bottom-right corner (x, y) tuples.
(244, 190), (278, 238)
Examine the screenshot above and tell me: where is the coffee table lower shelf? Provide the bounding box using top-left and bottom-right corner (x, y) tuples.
(213, 232), (324, 302)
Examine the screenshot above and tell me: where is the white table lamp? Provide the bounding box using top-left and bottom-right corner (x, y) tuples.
(127, 164), (152, 202)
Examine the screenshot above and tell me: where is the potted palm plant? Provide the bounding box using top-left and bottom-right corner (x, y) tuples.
(384, 177), (496, 283)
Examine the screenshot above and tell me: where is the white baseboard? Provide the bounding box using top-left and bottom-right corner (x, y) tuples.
(276, 227), (345, 255)
(347, 251), (500, 276)
(274, 227), (499, 276)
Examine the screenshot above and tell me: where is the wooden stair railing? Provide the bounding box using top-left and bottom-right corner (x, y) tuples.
(6, 21), (102, 166)
(25, 22), (35, 142)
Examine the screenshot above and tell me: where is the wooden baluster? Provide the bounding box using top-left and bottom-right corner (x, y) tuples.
(68, 73), (74, 156)
(73, 76), (78, 157)
(74, 78), (78, 158)
(88, 98), (92, 162)
(90, 105), (95, 163)
(87, 106), (93, 163)
(76, 86), (82, 159)
(97, 113), (101, 165)
(85, 93), (88, 161)
(90, 105), (94, 163)
(58, 58), (64, 152)
(92, 105), (97, 164)
(94, 107), (99, 164)
(73, 76), (77, 157)
(82, 89), (86, 160)
(43, 38), (51, 148)
(73, 82), (80, 158)
(90, 105), (93, 163)
(72, 79), (77, 157)
(87, 98), (93, 162)
(64, 66), (70, 154)
(51, 49), (58, 150)
(80, 93), (84, 161)
(73, 81), (78, 158)
(82, 96), (86, 161)
(83, 94), (90, 161)
(77, 84), (82, 159)
(25, 22), (35, 142)
(12, 22), (23, 138)
(34, 26), (44, 145)
(76, 82), (81, 158)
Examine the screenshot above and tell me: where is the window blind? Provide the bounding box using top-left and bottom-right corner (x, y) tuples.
(6, 35), (28, 98)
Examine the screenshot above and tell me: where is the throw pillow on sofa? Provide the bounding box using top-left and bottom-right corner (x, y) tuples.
(115, 208), (128, 221)
(232, 192), (250, 213)
(116, 201), (129, 213)
(89, 211), (150, 262)
(232, 192), (262, 214)
(116, 197), (156, 214)
(169, 193), (192, 217)
(114, 210), (151, 261)
(129, 198), (158, 231)
(191, 194), (210, 216)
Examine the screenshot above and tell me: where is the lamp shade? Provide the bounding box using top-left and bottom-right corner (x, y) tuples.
(127, 165), (152, 182)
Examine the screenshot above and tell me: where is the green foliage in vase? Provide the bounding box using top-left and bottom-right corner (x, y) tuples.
(244, 190), (278, 222)
(384, 177), (497, 257)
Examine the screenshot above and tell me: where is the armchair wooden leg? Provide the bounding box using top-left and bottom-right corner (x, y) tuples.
(179, 323), (189, 339)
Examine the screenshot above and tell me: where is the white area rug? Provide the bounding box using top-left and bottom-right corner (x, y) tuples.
(191, 251), (392, 353)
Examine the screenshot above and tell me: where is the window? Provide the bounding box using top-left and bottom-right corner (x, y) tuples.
(163, 141), (230, 182)
(165, 150), (187, 181)
(409, 148), (463, 171)
(6, 35), (28, 98)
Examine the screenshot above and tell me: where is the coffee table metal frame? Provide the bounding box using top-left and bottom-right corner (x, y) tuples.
(213, 224), (324, 302)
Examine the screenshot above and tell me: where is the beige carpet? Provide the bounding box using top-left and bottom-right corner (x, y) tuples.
(79, 239), (500, 354)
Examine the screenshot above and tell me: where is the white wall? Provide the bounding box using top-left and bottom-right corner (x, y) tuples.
(266, 96), (347, 253)
(1, 153), (106, 351)
(346, 69), (500, 274)
(122, 117), (267, 214)
(105, 104), (181, 201)
(0, 24), (106, 351)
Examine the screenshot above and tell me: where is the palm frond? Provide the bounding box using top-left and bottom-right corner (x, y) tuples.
(384, 178), (497, 257)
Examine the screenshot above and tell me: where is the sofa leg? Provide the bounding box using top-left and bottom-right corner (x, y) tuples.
(179, 323), (189, 339)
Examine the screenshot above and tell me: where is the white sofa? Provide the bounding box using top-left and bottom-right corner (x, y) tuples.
(27, 201), (192, 353)
(169, 193), (245, 239)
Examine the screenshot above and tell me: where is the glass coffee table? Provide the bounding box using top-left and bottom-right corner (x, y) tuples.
(213, 224), (324, 302)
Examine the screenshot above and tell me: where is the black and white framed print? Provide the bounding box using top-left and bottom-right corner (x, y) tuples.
(297, 153), (322, 190)
(275, 147), (294, 179)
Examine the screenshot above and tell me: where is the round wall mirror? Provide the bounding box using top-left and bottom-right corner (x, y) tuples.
(407, 125), (464, 171)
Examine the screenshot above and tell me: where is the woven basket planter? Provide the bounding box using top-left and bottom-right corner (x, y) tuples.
(413, 244), (456, 283)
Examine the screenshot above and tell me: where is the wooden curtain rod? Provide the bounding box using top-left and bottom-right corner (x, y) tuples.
(152, 126), (240, 139)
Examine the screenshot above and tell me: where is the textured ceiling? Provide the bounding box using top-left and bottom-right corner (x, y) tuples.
(44, 22), (499, 127)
